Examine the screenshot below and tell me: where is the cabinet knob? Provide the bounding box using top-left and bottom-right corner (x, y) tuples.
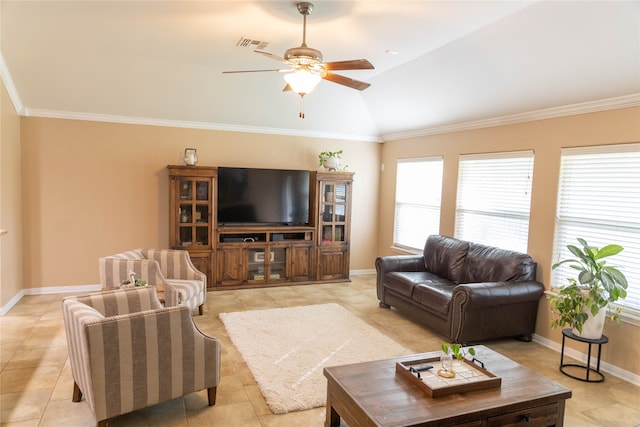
(519, 414), (531, 423)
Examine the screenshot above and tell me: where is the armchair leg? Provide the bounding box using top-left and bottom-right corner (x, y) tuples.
(198, 304), (204, 315)
(207, 387), (217, 406)
(72, 382), (83, 402)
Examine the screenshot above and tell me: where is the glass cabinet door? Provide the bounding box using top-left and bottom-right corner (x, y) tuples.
(247, 248), (266, 281)
(246, 247), (287, 282)
(320, 181), (348, 243)
(270, 247), (286, 280)
(178, 178), (210, 247)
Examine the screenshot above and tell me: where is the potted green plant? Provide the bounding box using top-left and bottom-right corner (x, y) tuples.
(120, 271), (148, 288)
(318, 150), (343, 171)
(438, 343), (475, 378)
(550, 238), (628, 339)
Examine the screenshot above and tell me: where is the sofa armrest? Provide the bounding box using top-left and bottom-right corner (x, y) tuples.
(452, 281), (545, 306)
(450, 280), (545, 342)
(375, 255), (426, 302)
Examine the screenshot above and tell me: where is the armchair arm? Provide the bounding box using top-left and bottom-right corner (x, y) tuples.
(375, 255), (426, 302)
(84, 305), (221, 422)
(142, 249), (207, 286)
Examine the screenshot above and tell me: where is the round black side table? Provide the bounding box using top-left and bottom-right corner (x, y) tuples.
(559, 328), (608, 383)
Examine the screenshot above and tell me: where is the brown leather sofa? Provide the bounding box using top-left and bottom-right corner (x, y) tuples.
(376, 235), (544, 343)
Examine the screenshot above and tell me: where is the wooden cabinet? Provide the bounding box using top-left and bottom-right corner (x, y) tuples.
(167, 166), (353, 290)
(215, 228), (315, 288)
(314, 172), (353, 281)
(215, 245), (245, 286)
(167, 165), (216, 288)
(290, 242), (314, 282)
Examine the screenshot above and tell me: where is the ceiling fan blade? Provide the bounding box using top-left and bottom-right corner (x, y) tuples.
(323, 59), (374, 71)
(255, 50), (290, 64)
(283, 84), (293, 92)
(223, 69), (284, 74)
(323, 72), (371, 91)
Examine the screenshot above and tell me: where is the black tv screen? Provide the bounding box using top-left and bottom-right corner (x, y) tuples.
(217, 167), (310, 226)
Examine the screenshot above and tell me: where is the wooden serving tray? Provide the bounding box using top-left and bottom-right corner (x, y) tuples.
(396, 355), (501, 398)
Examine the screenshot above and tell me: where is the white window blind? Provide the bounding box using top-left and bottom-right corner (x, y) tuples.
(394, 157), (444, 251)
(552, 143), (640, 315)
(455, 151), (534, 253)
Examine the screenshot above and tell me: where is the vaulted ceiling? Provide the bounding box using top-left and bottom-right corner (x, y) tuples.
(2, 1), (638, 142)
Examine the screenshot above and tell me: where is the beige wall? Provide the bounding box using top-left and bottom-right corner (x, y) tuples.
(378, 106), (640, 376)
(11, 105), (640, 376)
(20, 117), (381, 289)
(0, 80), (23, 309)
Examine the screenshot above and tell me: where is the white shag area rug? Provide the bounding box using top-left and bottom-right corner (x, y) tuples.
(219, 303), (411, 414)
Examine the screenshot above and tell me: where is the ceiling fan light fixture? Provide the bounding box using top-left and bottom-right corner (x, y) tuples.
(284, 69), (321, 95)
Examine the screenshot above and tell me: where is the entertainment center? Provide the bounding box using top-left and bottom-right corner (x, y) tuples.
(168, 165), (353, 289)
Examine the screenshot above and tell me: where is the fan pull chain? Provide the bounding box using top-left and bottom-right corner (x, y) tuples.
(299, 95), (305, 118)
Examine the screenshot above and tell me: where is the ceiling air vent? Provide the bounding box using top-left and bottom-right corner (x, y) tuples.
(236, 37), (269, 50)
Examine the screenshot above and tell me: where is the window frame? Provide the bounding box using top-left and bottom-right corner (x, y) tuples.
(551, 143), (640, 323)
(392, 157), (444, 252)
(454, 150), (534, 253)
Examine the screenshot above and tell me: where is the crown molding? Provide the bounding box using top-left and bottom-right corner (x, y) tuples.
(23, 108), (381, 143)
(0, 52), (25, 115)
(381, 94), (640, 141)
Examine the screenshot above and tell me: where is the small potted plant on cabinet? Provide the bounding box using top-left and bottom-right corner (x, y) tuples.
(550, 238), (628, 339)
(318, 150), (343, 171)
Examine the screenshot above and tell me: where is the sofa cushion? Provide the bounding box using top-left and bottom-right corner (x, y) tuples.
(384, 271), (448, 298)
(423, 235), (469, 283)
(461, 243), (536, 283)
(412, 281), (456, 316)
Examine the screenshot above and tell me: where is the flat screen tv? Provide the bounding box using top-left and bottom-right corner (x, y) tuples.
(217, 167), (310, 226)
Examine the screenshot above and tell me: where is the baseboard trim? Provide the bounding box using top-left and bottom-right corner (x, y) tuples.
(1, 284), (102, 315)
(532, 333), (640, 387)
(0, 290), (25, 315)
(350, 269), (376, 275)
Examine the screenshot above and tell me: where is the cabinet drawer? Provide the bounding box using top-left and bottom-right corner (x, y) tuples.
(487, 403), (558, 426)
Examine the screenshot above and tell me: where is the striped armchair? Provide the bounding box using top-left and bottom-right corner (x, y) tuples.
(62, 287), (221, 427)
(99, 248), (206, 315)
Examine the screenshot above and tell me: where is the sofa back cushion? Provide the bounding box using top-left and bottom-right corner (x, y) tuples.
(461, 242), (536, 283)
(423, 235), (469, 283)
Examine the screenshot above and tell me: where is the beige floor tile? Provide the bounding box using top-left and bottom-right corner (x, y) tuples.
(212, 374), (250, 406)
(0, 389), (51, 423)
(39, 398), (96, 427)
(109, 398), (188, 427)
(4, 345), (68, 370)
(0, 420), (41, 427)
(585, 401), (640, 427)
(186, 400), (261, 427)
(1, 364), (62, 393)
(1, 276), (639, 426)
(259, 406), (326, 427)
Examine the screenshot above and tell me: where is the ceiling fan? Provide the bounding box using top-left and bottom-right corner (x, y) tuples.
(223, 2), (374, 118)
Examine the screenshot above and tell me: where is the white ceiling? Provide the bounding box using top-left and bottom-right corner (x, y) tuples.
(2, 1), (639, 142)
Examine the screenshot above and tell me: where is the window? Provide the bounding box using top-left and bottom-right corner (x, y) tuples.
(455, 151), (534, 253)
(552, 143), (640, 315)
(393, 157), (444, 251)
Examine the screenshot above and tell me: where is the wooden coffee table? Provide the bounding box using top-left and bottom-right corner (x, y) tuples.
(323, 346), (571, 427)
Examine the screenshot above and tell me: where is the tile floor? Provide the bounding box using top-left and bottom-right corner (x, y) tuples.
(1, 274), (639, 426)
